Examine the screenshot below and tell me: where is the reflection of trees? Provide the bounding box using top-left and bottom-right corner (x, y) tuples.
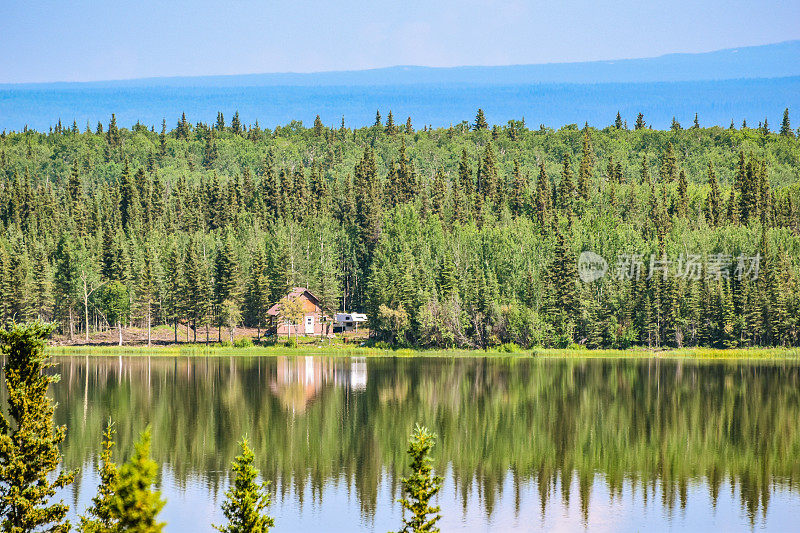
(22, 356), (800, 522)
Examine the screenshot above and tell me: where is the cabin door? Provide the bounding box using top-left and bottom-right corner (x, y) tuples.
(305, 315), (314, 334)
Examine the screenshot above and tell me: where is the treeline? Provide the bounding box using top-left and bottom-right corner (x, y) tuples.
(0, 109), (799, 348)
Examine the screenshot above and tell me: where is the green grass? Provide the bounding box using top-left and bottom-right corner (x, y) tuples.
(47, 342), (800, 360)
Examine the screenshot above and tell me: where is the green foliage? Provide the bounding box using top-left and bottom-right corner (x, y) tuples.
(1, 113), (799, 350)
(0, 321), (75, 533)
(80, 422), (119, 533)
(395, 425), (443, 533)
(214, 438), (274, 533)
(111, 428), (165, 533)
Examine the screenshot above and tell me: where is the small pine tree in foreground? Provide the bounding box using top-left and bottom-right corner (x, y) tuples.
(0, 321), (75, 533)
(394, 425), (443, 533)
(214, 438), (274, 533)
(111, 428), (165, 533)
(80, 421), (119, 533)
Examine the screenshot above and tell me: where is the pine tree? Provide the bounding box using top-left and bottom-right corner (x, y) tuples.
(635, 113), (645, 130)
(245, 246), (269, 339)
(479, 143), (498, 205)
(385, 111), (396, 135)
(559, 155), (575, 219)
(394, 425), (443, 533)
(119, 161), (141, 231)
(111, 428), (165, 533)
(107, 114), (120, 147)
(510, 160), (528, 217)
(313, 115), (324, 137)
(163, 242), (182, 343)
(661, 142), (677, 182)
(214, 438), (274, 533)
(676, 169), (688, 218)
(693, 113), (700, 129)
(230, 111), (242, 135)
(706, 162), (721, 226)
(214, 233), (240, 340)
(203, 130), (218, 169)
(176, 112), (190, 140)
(780, 108), (793, 137)
(614, 111), (623, 129)
(438, 254), (456, 299)
(80, 422), (119, 533)
(0, 322), (75, 533)
(457, 149), (474, 220)
(430, 169), (447, 217)
(577, 129), (593, 200)
(374, 110), (382, 128)
(29, 243), (53, 321)
(534, 162), (552, 228)
(473, 109), (488, 131)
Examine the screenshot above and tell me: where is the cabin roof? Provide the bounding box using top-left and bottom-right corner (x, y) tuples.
(267, 287), (323, 316)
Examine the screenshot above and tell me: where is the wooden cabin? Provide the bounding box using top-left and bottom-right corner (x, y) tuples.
(266, 287), (332, 337)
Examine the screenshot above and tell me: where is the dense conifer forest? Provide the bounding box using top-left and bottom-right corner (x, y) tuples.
(1, 109), (799, 348)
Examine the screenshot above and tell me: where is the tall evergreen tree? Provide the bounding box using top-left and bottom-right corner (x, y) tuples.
(473, 109), (488, 131)
(780, 108), (793, 137)
(214, 438), (274, 533)
(394, 425), (443, 533)
(0, 322), (75, 533)
(111, 428), (165, 533)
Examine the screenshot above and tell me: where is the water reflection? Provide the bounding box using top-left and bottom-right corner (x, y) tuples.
(34, 356), (800, 530)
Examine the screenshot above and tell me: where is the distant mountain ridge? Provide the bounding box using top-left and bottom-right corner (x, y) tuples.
(4, 40), (800, 89)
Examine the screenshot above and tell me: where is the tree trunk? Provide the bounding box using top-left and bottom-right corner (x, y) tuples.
(229, 326), (234, 345)
(118, 321), (123, 346)
(206, 324), (209, 346)
(147, 305), (151, 347)
(174, 320), (178, 344)
(84, 292), (90, 342)
(69, 307), (75, 341)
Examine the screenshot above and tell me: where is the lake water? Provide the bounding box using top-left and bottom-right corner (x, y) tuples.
(48, 355), (799, 531)
(2, 77), (800, 132)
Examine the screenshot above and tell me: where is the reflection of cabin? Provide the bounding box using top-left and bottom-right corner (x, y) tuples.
(267, 287), (331, 337)
(334, 312), (367, 333)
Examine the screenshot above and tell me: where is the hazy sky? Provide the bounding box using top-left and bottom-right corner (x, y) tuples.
(2, 0), (799, 83)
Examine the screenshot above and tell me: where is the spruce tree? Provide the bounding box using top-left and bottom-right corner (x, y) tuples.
(614, 111), (623, 129)
(385, 111), (396, 135)
(706, 162), (721, 226)
(394, 425), (443, 533)
(214, 438), (274, 533)
(677, 169), (688, 218)
(111, 428), (165, 533)
(80, 422), (119, 533)
(577, 129), (593, 200)
(473, 109), (488, 131)
(510, 160), (528, 217)
(0, 322), (75, 533)
(313, 115), (324, 137)
(780, 108), (793, 137)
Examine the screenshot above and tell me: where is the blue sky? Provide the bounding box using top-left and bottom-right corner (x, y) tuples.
(1, 0), (799, 83)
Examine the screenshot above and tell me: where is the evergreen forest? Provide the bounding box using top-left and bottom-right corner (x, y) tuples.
(1, 109), (799, 349)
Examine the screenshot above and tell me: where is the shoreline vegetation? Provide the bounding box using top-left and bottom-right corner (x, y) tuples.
(48, 342), (800, 360)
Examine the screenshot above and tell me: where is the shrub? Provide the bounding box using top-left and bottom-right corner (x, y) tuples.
(233, 337), (253, 348)
(284, 337), (297, 348)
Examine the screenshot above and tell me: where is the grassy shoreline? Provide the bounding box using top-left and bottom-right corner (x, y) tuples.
(47, 343), (800, 360)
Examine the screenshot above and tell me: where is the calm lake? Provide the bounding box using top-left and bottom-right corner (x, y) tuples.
(47, 355), (800, 531)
